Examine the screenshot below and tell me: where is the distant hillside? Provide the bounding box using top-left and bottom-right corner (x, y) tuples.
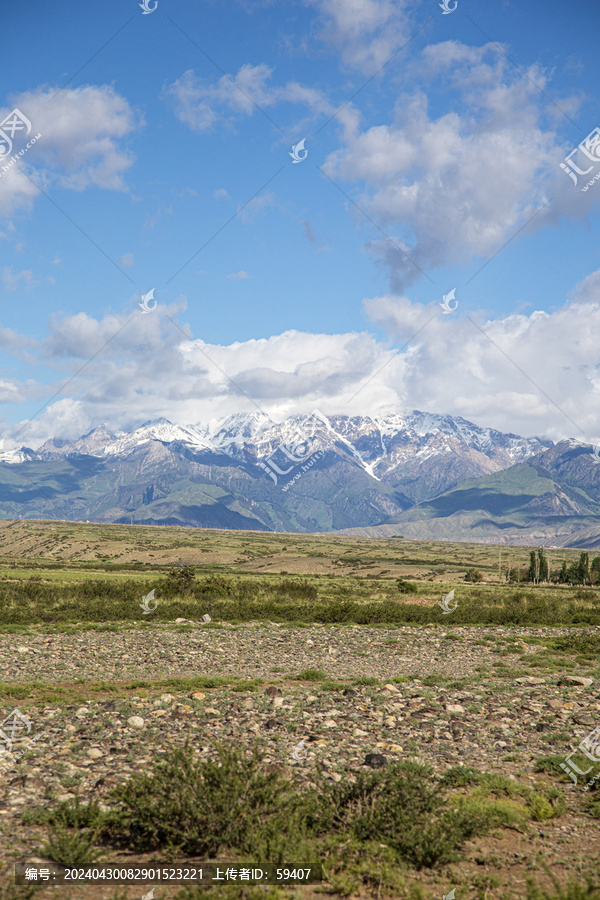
(340, 441), (600, 548)
(0, 410), (555, 535)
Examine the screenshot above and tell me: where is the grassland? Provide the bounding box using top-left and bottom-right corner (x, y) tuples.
(0, 520), (599, 900)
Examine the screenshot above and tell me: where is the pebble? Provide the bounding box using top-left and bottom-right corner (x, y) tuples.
(364, 753), (387, 768)
(559, 676), (594, 687)
(127, 716), (145, 729)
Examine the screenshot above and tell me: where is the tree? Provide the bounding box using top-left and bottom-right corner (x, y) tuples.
(577, 552), (590, 586)
(528, 548), (548, 584)
(590, 556), (600, 585)
(557, 561), (568, 584)
(528, 550), (540, 584)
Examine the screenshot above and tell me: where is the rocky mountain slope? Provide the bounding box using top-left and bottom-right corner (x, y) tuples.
(0, 411), (553, 533)
(341, 441), (600, 548)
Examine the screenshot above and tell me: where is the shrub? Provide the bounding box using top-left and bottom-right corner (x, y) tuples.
(464, 569), (483, 583)
(109, 742), (297, 857)
(396, 580), (418, 594)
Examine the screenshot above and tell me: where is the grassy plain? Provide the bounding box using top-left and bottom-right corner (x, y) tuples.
(0, 519), (599, 900)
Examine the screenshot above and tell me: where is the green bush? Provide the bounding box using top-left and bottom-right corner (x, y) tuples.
(313, 761), (480, 869)
(109, 742), (298, 857)
(396, 580), (418, 594)
(40, 798), (107, 867)
(464, 569), (483, 583)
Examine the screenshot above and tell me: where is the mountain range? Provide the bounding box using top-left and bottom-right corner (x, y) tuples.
(1, 411), (599, 546)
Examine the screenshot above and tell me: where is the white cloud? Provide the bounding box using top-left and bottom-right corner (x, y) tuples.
(213, 188), (231, 200)
(3, 267), (600, 448)
(0, 85), (139, 217)
(2, 267), (36, 291)
(120, 253), (134, 268)
(163, 64), (334, 134)
(306, 0), (412, 74)
(363, 269), (600, 443)
(226, 270), (251, 280)
(322, 40), (597, 291)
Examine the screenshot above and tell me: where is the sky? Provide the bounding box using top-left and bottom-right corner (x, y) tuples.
(1, 0), (600, 450)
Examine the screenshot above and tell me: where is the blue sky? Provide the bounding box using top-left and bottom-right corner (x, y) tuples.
(2, 0), (600, 448)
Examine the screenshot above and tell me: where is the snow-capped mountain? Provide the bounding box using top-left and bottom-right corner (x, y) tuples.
(0, 410), (554, 535)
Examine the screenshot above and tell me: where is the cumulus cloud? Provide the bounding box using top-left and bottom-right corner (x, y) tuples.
(0, 85), (139, 217)
(322, 40), (596, 292)
(363, 269), (600, 443)
(3, 265), (600, 448)
(306, 0), (412, 74)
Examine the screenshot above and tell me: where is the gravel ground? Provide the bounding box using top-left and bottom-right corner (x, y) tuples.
(1, 623), (599, 899)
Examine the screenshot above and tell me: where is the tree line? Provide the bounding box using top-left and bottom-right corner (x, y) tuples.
(508, 548), (600, 585)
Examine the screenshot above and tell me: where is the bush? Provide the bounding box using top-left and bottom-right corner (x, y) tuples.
(110, 742), (298, 857)
(464, 568), (483, 583)
(40, 798), (106, 867)
(396, 580), (418, 594)
(313, 761), (481, 869)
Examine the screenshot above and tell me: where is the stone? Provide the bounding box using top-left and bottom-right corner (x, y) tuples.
(201, 614), (211, 624)
(127, 716), (145, 729)
(242, 699), (254, 710)
(353, 728), (369, 737)
(87, 748), (103, 759)
(161, 693), (176, 702)
(515, 677), (547, 685)
(446, 704), (465, 715)
(364, 753), (387, 768)
(559, 676), (593, 688)
(343, 689), (357, 697)
(189, 692), (206, 700)
(573, 715), (596, 726)
(175, 618), (187, 624)
(383, 684), (400, 693)
(272, 697), (284, 708)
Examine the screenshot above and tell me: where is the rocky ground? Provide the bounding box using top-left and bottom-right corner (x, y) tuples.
(1, 623), (599, 899)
